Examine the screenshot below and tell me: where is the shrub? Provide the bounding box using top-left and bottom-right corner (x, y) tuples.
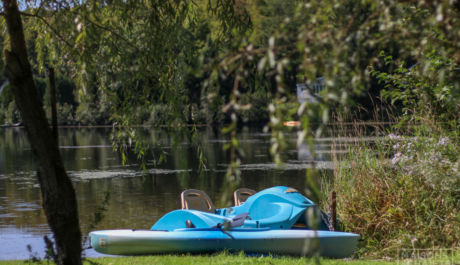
(200, 93), (225, 125)
(75, 99), (112, 125)
(324, 127), (460, 257)
(5, 101), (21, 124)
(146, 104), (172, 126)
(57, 103), (76, 125)
(75, 102), (95, 125)
(238, 90), (270, 123)
(190, 103), (207, 124)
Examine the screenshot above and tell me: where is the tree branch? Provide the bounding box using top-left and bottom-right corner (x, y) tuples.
(33, 0), (46, 16)
(19, 11), (74, 49)
(82, 15), (141, 53)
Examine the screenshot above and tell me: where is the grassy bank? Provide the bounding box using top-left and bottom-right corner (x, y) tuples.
(1, 251), (459, 265)
(323, 124), (460, 258)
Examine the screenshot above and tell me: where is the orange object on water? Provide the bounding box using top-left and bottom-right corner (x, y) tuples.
(283, 121), (300, 127)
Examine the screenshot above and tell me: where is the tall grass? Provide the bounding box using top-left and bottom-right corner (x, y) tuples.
(324, 123), (460, 258)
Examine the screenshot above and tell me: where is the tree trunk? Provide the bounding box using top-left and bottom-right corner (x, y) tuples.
(49, 67), (59, 141)
(2, 1), (82, 265)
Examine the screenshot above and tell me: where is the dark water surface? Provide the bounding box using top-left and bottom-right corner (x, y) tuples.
(0, 126), (378, 260)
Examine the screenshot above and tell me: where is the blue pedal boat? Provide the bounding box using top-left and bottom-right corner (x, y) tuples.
(89, 186), (359, 257)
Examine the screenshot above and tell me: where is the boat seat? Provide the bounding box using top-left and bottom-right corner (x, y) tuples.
(234, 188), (257, 206)
(181, 189), (216, 213)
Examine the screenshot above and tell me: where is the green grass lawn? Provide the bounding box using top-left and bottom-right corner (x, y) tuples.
(1, 252), (459, 265)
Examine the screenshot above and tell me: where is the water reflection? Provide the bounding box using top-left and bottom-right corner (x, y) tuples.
(0, 126), (379, 260)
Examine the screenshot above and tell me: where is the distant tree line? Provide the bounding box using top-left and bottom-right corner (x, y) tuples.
(1, 0), (438, 127)
(0, 0), (266, 126)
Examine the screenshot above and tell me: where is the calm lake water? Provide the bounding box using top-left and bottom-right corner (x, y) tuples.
(0, 126), (379, 260)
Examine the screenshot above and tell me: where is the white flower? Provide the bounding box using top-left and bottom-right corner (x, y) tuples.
(392, 152), (402, 164)
(438, 137), (449, 146)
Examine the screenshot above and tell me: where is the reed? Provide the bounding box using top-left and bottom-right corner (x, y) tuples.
(323, 122), (460, 258)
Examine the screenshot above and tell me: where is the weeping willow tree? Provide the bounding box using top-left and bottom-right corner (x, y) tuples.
(1, 0), (249, 264)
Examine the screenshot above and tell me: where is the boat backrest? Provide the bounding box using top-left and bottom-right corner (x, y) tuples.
(181, 189), (216, 213)
(234, 188), (257, 206)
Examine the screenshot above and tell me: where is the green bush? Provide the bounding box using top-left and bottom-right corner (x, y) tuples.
(146, 104), (172, 126)
(75, 102), (96, 125)
(75, 99), (112, 125)
(44, 103), (75, 125)
(190, 103), (207, 124)
(324, 127), (460, 257)
(372, 53), (459, 125)
(57, 103), (76, 125)
(201, 93), (225, 125)
(238, 90), (270, 123)
(4, 101), (20, 124)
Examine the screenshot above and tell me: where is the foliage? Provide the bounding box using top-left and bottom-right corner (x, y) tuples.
(55, 76), (77, 106)
(371, 53), (459, 125)
(145, 104), (172, 126)
(246, 0), (297, 47)
(0, 0), (291, 127)
(75, 101), (110, 125)
(20, 0), (251, 128)
(1, 0), (459, 128)
(3, 101), (20, 124)
(56, 103), (76, 125)
(44, 103), (75, 125)
(238, 90), (270, 123)
(324, 125), (460, 257)
(210, 0), (460, 166)
(0, 83), (13, 109)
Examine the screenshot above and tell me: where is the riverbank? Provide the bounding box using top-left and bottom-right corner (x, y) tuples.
(322, 123), (460, 258)
(1, 251), (459, 265)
